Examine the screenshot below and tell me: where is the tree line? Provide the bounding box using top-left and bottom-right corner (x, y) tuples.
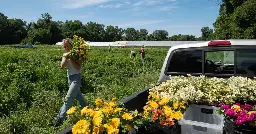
(0, 13), (201, 45)
(0, 0), (255, 45)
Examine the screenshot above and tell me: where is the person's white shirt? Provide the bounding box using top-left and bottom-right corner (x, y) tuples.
(66, 59), (81, 75)
(130, 50), (136, 58)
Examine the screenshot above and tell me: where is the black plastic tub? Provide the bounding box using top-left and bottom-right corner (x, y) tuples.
(57, 126), (72, 134)
(138, 122), (181, 134)
(119, 88), (150, 112)
(58, 123), (180, 134)
(223, 118), (256, 134)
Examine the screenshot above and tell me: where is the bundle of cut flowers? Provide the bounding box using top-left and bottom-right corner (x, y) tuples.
(217, 103), (256, 126)
(66, 97), (140, 134)
(140, 92), (188, 127)
(149, 75), (256, 105)
(70, 35), (90, 61)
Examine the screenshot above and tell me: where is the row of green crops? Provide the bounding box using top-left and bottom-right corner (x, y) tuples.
(0, 45), (169, 133)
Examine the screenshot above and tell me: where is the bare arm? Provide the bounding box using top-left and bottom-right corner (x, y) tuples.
(60, 52), (71, 68)
(60, 57), (68, 68)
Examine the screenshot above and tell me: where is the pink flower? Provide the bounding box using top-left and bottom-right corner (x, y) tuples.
(245, 104), (254, 110)
(220, 103), (256, 125)
(235, 110), (247, 118)
(240, 110), (248, 115)
(221, 104), (230, 110)
(247, 113), (255, 122)
(218, 103), (224, 107)
(235, 117), (247, 125)
(225, 109), (235, 117)
(235, 110), (255, 124)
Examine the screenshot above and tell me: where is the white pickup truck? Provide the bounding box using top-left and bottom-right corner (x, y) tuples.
(121, 39), (256, 134)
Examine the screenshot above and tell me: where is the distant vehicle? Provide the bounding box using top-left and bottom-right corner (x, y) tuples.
(14, 45), (37, 49)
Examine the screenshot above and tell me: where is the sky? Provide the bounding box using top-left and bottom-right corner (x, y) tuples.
(1, 0), (221, 37)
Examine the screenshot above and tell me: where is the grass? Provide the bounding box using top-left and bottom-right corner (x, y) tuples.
(0, 45), (169, 133)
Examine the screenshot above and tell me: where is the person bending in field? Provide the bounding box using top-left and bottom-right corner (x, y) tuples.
(52, 38), (87, 127)
(130, 49), (136, 59)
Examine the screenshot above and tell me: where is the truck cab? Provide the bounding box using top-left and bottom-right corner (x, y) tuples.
(158, 39), (256, 84)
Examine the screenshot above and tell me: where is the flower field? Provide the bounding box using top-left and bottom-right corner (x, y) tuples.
(0, 45), (168, 133)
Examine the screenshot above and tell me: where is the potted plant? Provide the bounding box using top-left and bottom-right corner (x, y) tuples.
(62, 97), (141, 134)
(217, 103), (256, 134)
(137, 92), (188, 134)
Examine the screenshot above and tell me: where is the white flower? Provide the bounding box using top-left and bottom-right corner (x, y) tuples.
(150, 75), (256, 105)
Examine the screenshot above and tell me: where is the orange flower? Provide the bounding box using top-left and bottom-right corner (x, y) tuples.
(160, 120), (167, 125)
(152, 114), (158, 120)
(168, 121), (174, 126)
(157, 109), (164, 115)
(166, 117), (174, 126)
(152, 108), (158, 114)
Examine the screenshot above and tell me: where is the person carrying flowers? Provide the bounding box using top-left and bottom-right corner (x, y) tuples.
(52, 35), (89, 127)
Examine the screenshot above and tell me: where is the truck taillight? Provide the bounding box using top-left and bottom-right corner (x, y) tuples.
(208, 40), (231, 46)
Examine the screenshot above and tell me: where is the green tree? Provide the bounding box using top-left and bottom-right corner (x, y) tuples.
(85, 21), (105, 41)
(105, 25), (123, 41)
(137, 29), (148, 41)
(49, 21), (63, 44)
(61, 20), (86, 39)
(124, 28), (138, 41)
(201, 27), (213, 41)
(0, 13), (9, 44)
(25, 28), (51, 44)
(169, 34), (197, 41)
(147, 34), (155, 41)
(7, 19), (27, 44)
(24, 13), (62, 44)
(152, 30), (168, 41)
(231, 0), (256, 38)
(0, 13), (27, 44)
(213, 0), (256, 39)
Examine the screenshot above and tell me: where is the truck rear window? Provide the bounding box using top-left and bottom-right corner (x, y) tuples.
(167, 50), (202, 73)
(205, 50), (234, 74)
(167, 48), (256, 77)
(237, 49), (256, 76)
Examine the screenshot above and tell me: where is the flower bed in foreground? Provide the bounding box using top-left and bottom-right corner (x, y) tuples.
(63, 93), (188, 134)
(65, 97), (139, 134)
